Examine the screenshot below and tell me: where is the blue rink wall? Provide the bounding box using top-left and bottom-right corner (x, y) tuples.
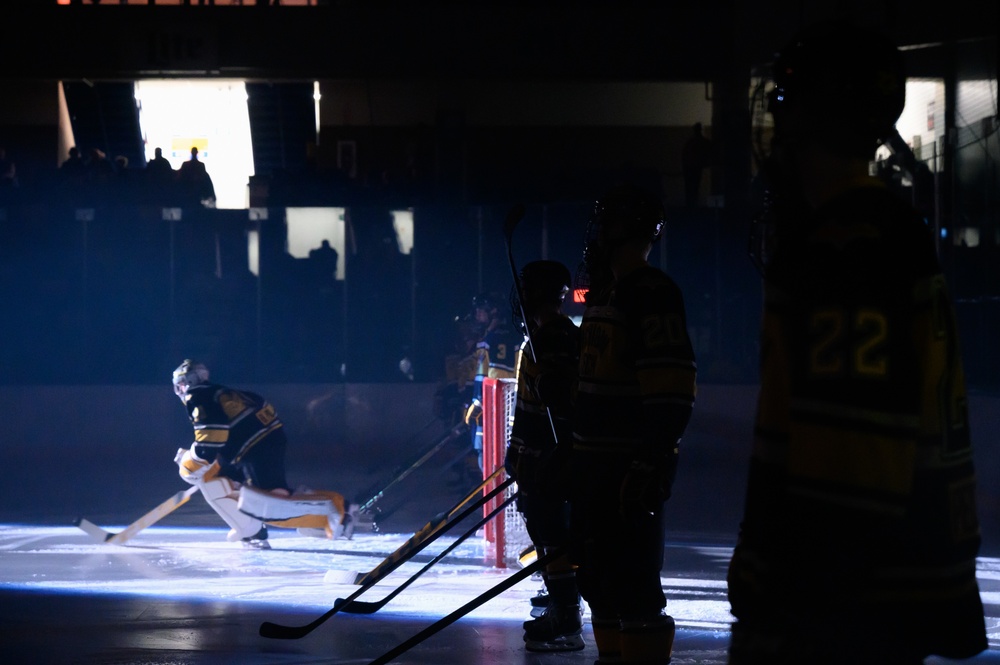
(2, 383), (998, 555)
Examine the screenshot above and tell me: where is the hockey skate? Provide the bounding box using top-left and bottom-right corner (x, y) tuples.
(238, 526), (271, 550)
(340, 501), (359, 540)
(529, 587), (550, 618)
(522, 604), (585, 652)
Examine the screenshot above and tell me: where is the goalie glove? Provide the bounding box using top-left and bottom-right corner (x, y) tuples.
(619, 449), (679, 518)
(175, 447), (221, 485)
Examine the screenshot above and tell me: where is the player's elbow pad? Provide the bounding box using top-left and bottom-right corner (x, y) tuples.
(464, 399), (482, 426)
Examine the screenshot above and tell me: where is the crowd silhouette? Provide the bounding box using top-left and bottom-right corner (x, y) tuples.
(50, 145), (217, 207)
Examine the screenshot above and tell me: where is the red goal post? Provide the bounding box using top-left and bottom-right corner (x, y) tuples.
(481, 377), (532, 568)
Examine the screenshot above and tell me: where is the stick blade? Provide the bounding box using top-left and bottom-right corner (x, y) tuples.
(74, 517), (113, 543)
(323, 569), (362, 585)
(258, 621), (308, 640)
(336, 598), (381, 615)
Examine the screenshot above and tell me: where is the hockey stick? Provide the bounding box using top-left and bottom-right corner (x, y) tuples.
(368, 434), (476, 529)
(363, 416), (441, 474)
(372, 423), (474, 531)
(502, 202), (560, 446)
(356, 422), (469, 516)
(337, 493), (518, 615)
(74, 485), (200, 545)
(258, 474), (513, 640)
(502, 203), (532, 359)
(354, 470), (510, 587)
(365, 547), (562, 665)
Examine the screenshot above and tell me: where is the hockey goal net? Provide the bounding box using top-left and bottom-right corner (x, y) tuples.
(481, 377), (533, 568)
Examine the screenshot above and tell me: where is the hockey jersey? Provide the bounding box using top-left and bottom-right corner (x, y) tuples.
(474, 320), (523, 380)
(572, 265), (697, 458)
(183, 383), (284, 467)
(728, 184), (986, 658)
(510, 314), (581, 455)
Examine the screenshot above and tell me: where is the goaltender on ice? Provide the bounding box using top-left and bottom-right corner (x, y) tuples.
(172, 359), (357, 549)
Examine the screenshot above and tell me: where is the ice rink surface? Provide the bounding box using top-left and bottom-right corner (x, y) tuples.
(3, 384), (998, 663)
(0, 519), (997, 664)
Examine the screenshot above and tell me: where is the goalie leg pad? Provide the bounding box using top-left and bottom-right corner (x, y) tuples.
(237, 485), (338, 521)
(256, 490), (352, 539)
(268, 514), (334, 539)
(198, 476), (264, 541)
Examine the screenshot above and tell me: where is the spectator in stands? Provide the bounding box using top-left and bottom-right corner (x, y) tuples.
(145, 147), (173, 183)
(681, 122), (712, 207)
(87, 148), (115, 186)
(60, 147), (86, 178)
(177, 146), (216, 206)
(308, 239), (339, 283)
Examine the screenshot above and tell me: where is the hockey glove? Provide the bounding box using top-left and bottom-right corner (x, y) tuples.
(175, 447), (221, 485)
(619, 451), (678, 518)
(503, 445), (521, 481)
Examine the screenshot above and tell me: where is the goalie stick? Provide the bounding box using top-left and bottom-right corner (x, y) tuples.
(259, 474), (514, 640)
(74, 485), (200, 545)
(365, 547), (562, 665)
(337, 493), (518, 615)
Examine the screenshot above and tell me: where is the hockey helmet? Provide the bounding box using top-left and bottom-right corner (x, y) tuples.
(768, 20), (905, 158)
(172, 359), (209, 399)
(511, 260), (572, 332)
(520, 260), (572, 305)
(472, 292), (502, 310)
(579, 183), (665, 289)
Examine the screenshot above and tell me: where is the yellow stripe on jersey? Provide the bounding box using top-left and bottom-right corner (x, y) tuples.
(232, 421), (283, 463)
(787, 421), (916, 497)
(194, 427), (229, 443)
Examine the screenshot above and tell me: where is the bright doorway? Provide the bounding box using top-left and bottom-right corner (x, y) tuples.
(134, 80), (255, 209)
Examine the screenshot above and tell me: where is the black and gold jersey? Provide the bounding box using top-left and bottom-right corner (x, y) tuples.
(572, 265), (697, 457)
(730, 183), (985, 653)
(184, 383), (284, 466)
(475, 321), (523, 380)
(510, 314), (580, 454)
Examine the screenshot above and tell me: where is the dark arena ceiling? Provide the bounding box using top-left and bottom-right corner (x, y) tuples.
(1, 2), (996, 83)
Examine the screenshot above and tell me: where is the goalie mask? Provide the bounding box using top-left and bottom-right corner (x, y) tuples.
(577, 183), (664, 292)
(172, 359), (209, 400)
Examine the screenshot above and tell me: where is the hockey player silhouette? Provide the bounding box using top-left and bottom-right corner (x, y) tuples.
(505, 260), (585, 652)
(728, 21), (987, 664)
(570, 184), (697, 664)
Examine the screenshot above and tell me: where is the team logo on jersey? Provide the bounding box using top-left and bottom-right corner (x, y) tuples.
(220, 391), (248, 419)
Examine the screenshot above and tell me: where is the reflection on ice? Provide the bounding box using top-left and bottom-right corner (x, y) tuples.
(0, 525), (738, 627)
